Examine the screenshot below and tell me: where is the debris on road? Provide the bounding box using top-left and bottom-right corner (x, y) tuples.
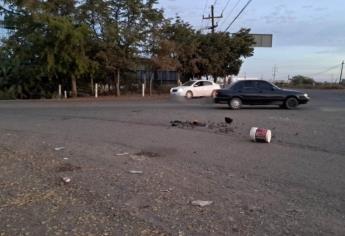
(135, 151), (160, 158)
(191, 200), (213, 207)
(160, 188), (173, 192)
(116, 152), (129, 156)
(192, 120), (206, 127)
(170, 119), (237, 135)
(129, 170), (143, 174)
(61, 177), (71, 184)
(54, 147), (65, 151)
(225, 117), (233, 124)
(170, 120), (206, 128)
(250, 127), (272, 143)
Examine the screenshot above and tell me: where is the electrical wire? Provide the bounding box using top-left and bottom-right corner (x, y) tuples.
(309, 64), (340, 76)
(224, 0), (253, 32)
(200, 0), (209, 30)
(219, 0), (242, 28)
(221, 0), (232, 15)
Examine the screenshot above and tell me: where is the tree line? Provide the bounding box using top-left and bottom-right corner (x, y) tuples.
(0, 0), (255, 99)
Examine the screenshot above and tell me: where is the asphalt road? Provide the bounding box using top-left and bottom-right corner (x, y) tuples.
(1, 89), (345, 235)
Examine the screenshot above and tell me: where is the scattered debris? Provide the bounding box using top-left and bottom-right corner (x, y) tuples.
(170, 119), (237, 134)
(250, 127), (272, 143)
(63, 157), (69, 160)
(170, 120), (183, 127)
(160, 188), (173, 192)
(135, 151), (160, 158)
(192, 120), (206, 127)
(191, 200), (213, 207)
(129, 170), (143, 174)
(225, 117), (233, 124)
(54, 147), (65, 151)
(116, 152), (129, 156)
(61, 177), (71, 184)
(170, 120), (206, 128)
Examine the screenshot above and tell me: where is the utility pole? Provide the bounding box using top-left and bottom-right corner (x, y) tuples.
(339, 60), (344, 84)
(272, 65), (277, 81)
(203, 5), (223, 34)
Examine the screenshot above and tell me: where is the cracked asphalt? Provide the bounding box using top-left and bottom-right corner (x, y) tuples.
(1, 89), (345, 235)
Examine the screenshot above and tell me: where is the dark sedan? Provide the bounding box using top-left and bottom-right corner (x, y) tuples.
(214, 80), (310, 109)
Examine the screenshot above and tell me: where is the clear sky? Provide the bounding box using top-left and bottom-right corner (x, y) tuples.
(157, 0), (345, 82)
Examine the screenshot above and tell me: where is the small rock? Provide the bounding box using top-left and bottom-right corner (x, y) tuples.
(54, 147), (65, 151)
(225, 117), (233, 124)
(61, 177), (71, 184)
(116, 152), (129, 156)
(129, 170), (143, 174)
(160, 188), (173, 192)
(191, 200), (213, 207)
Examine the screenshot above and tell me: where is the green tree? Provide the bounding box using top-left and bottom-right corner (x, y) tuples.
(291, 75), (315, 85)
(198, 29), (254, 82)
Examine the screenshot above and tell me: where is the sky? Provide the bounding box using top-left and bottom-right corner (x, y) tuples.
(157, 0), (345, 82)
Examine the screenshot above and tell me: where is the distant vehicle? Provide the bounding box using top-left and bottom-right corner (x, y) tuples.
(214, 80), (310, 109)
(170, 80), (221, 99)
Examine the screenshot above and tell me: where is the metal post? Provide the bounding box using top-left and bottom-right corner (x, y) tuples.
(58, 84), (62, 99)
(339, 61), (344, 84)
(64, 90), (67, 99)
(95, 83), (98, 98)
(142, 83), (145, 97)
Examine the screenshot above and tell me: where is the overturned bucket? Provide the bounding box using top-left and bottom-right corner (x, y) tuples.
(250, 127), (272, 143)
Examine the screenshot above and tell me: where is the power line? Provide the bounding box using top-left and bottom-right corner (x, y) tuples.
(202, 0), (209, 17)
(308, 64), (341, 77)
(221, 0), (232, 15)
(200, 0), (209, 30)
(213, 0), (218, 6)
(219, 0), (242, 28)
(224, 0), (253, 32)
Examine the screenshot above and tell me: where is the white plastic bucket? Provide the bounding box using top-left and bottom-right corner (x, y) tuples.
(250, 127), (272, 143)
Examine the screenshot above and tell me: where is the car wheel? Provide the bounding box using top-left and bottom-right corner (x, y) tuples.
(228, 97), (242, 110)
(285, 97), (299, 109)
(185, 91), (193, 99)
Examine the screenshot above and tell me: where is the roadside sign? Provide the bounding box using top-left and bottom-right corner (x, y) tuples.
(251, 34), (273, 47)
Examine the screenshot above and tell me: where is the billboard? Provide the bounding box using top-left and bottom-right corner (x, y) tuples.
(251, 34), (273, 47)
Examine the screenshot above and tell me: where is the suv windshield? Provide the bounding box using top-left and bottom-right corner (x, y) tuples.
(182, 81), (195, 86)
